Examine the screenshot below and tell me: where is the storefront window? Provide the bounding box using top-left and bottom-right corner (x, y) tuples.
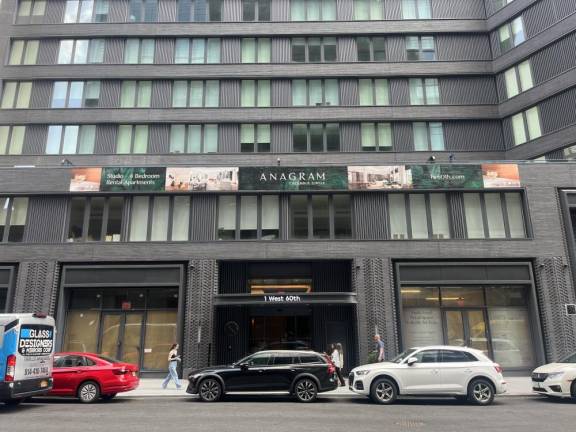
(440, 286), (484, 307)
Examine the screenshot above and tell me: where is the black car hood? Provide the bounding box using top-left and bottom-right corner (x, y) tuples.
(189, 364), (236, 376)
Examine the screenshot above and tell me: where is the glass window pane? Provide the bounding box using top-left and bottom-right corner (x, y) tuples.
(505, 192), (525, 238)
(95, 0), (109, 22)
(241, 80), (256, 107)
(292, 80), (307, 106)
(150, 196), (170, 241)
(325, 123), (340, 151)
(140, 39), (155, 63)
(121, 81), (136, 108)
(429, 122), (444, 150)
(133, 125), (149, 153)
(308, 37), (321, 62)
(205, 80), (219, 107)
(68, 197), (85, 241)
(64, 0), (80, 22)
(129, 196), (149, 241)
(68, 81), (84, 108)
(172, 81), (188, 107)
(488, 307), (535, 368)
(74, 40), (89, 63)
(409, 78), (424, 105)
(357, 37), (371, 61)
(207, 38), (221, 63)
(518, 60), (533, 92)
(19, 0), (33, 16)
(312, 195), (329, 239)
(403, 0), (416, 19)
(78, 125), (96, 154)
(290, 195), (308, 239)
(361, 123), (376, 151)
(257, 38), (271, 63)
(421, 36), (434, 50)
(334, 195), (351, 238)
(125, 39), (140, 64)
(424, 78), (439, 104)
(409, 194), (428, 239)
(171, 196), (190, 241)
(9, 126), (25, 155)
(324, 37), (337, 61)
(79, 0), (94, 22)
(46, 125), (63, 154)
(324, 79), (339, 105)
(175, 38), (190, 63)
(116, 125), (133, 153)
(309, 124), (323, 152)
(8, 197), (28, 242)
(23, 40), (39, 65)
(170, 125), (186, 153)
(218, 196), (236, 240)
(187, 124), (202, 153)
(52, 81), (68, 108)
(84, 81), (100, 107)
(525, 107), (541, 140)
(1, 82), (17, 109)
(240, 196), (258, 239)
(88, 39), (105, 63)
(511, 113), (527, 145)
(58, 40), (74, 64)
(257, 80), (270, 107)
(511, 17), (525, 46)
(504, 68), (519, 98)
(87, 197), (104, 241)
(242, 38), (256, 63)
(0, 127), (9, 154)
(293, 123), (308, 152)
(354, 0), (369, 19)
(204, 124), (218, 152)
(373, 37), (386, 61)
(15, 82), (32, 108)
(191, 38), (206, 63)
(358, 79), (373, 106)
(104, 196), (123, 241)
(484, 193), (506, 238)
(143, 311), (178, 370)
(413, 122), (428, 151)
(292, 38), (306, 62)
(463, 193), (485, 239)
(291, 0), (305, 20)
(374, 79), (388, 105)
(308, 0), (320, 20)
(261, 195), (279, 239)
(62, 125), (79, 154)
(441, 287), (484, 307)
(9, 41), (24, 65)
(389, 194), (408, 239)
(377, 123), (392, 151)
(137, 81), (152, 107)
(429, 193), (450, 239)
(189, 80), (204, 107)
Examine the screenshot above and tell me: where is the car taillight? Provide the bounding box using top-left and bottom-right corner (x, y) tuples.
(327, 364), (336, 374)
(5, 355), (16, 382)
(494, 364), (503, 374)
(113, 368), (128, 375)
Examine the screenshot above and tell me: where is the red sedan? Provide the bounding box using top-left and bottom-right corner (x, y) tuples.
(49, 352), (139, 403)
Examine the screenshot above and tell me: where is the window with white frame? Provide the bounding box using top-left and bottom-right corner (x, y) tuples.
(1, 82), (32, 109)
(413, 122), (445, 151)
(503, 60), (533, 99)
(172, 80), (220, 108)
(124, 38), (155, 64)
(401, 0), (431, 19)
(8, 40), (40, 65)
(293, 123), (340, 152)
(169, 124), (218, 153)
(174, 38), (220, 64)
(353, 0), (384, 20)
(358, 78), (389, 106)
(498, 16), (525, 52)
(292, 79), (339, 106)
(58, 39), (105, 64)
(409, 78), (439, 105)
(356, 36), (386, 61)
(52, 81), (101, 108)
(290, 0), (336, 21)
(121, 81), (152, 108)
(406, 36), (435, 60)
(46, 125), (96, 154)
(240, 124), (271, 153)
(64, 0), (109, 23)
(241, 38), (271, 63)
(511, 107), (541, 146)
(240, 80), (270, 107)
(361, 122), (393, 151)
(0, 126), (26, 155)
(116, 125), (149, 153)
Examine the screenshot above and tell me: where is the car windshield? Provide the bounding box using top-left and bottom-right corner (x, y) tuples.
(97, 354), (121, 364)
(390, 349), (418, 364)
(559, 352), (576, 363)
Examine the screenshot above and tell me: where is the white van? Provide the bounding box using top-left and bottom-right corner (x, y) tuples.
(0, 313), (55, 405)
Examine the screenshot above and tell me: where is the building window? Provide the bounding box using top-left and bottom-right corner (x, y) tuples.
(493, 0), (514, 11)
(121, 81), (152, 108)
(1, 82), (32, 109)
(128, 196), (191, 241)
(242, 0), (270, 21)
(67, 196), (125, 242)
(409, 78), (439, 105)
(406, 36), (435, 61)
(361, 122), (392, 151)
(291, 37), (337, 63)
(356, 36), (386, 61)
(58, 39), (105, 64)
(117, 125), (149, 153)
(292, 79), (339, 106)
(129, 0), (157, 22)
(8, 40), (40, 65)
(169, 124), (218, 153)
(16, 0), (46, 21)
(358, 78), (389, 106)
(52, 81), (101, 108)
(46, 125), (96, 154)
(173, 80), (219, 108)
(511, 107), (541, 146)
(0, 197), (28, 243)
(240, 80), (270, 107)
(124, 38), (155, 64)
(240, 124), (271, 152)
(353, 0), (384, 20)
(293, 123), (340, 152)
(0, 126), (26, 155)
(177, 0), (221, 22)
(463, 192), (526, 239)
(504, 60), (533, 99)
(64, 0), (109, 23)
(175, 38), (220, 64)
(498, 16), (525, 52)
(218, 195), (280, 240)
(241, 38), (271, 63)
(290, 0), (336, 21)
(389, 193), (450, 239)
(290, 194), (352, 240)
(401, 0), (430, 19)
(413, 122), (444, 151)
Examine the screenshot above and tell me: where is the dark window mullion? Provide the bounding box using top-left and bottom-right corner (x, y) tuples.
(199, 124), (205, 153)
(256, 195), (262, 239)
(479, 193), (490, 239)
(424, 193), (433, 239)
(100, 197), (110, 241)
(500, 192), (512, 239)
(82, 197), (91, 242)
(306, 124), (311, 152)
(146, 196), (154, 241)
(307, 194), (313, 240)
(235, 195), (241, 240)
(167, 196), (175, 241)
(404, 194), (413, 239)
(2, 198), (14, 242)
(328, 194), (335, 239)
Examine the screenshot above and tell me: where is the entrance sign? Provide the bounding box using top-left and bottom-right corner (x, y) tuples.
(264, 295), (303, 303)
(69, 164), (521, 192)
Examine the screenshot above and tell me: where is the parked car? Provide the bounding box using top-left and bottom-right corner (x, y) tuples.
(531, 351), (576, 399)
(186, 350), (338, 402)
(49, 352), (139, 403)
(349, 346), (506, 406)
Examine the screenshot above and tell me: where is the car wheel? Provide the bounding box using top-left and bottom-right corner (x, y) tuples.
(294, 378), (318, 403)
(198, 378), (222, 402)
(4, 399), (23, 406)
(468, 379), (495, 406)
(78, 381), (101, 404)
(101, 393), (117, 401)
(370, 378), (398, 405)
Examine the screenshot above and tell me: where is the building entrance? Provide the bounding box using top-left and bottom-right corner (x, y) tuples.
(249, 307), (312, 352)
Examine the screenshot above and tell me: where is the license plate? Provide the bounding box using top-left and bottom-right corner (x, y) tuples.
(40, 380), (48, 388)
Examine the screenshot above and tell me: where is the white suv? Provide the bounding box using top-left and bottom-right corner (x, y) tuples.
(349, 346), (507, 405)
(531, 351), (576, 399)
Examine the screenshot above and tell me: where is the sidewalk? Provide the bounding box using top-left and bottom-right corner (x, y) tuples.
(118, 376), (535, 398)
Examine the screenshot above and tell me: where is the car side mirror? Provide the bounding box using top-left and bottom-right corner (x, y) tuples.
(239, 363), (249, 371)
(407, 357), (418, 366)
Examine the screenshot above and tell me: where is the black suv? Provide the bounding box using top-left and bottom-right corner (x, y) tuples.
(186, 350), (338, 402)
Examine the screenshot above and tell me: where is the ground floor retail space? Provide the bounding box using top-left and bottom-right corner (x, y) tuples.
(1, 258), (563, 374)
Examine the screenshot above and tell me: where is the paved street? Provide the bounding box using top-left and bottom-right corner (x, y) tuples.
(2, 396), (575, 432)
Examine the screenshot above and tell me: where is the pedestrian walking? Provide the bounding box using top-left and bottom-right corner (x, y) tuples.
(162, 343), (182, 389)
(331, 343), (346, 387)
(374, 334), (385, 362)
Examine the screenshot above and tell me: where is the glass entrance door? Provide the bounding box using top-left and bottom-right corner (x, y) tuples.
(99, 312), (144, 364)
(443, 309), (490, 355)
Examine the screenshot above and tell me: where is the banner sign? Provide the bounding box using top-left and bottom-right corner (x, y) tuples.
(69, 164), (520, 192)
(239, 166), (348, 191)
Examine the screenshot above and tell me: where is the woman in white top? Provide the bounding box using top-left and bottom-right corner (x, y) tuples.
(162, 343), (182, 389)
(331, 343), (346, 387)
